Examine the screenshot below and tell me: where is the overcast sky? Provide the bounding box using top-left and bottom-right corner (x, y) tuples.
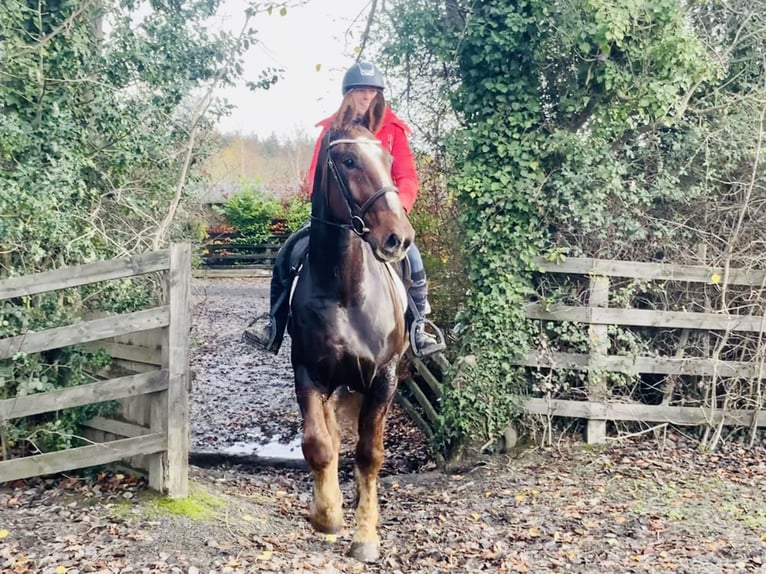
(214, 0), (370, 139)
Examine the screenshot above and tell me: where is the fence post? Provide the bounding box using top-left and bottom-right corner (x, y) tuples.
(163, 243), (191, 498)
(586, 275), (609, 443)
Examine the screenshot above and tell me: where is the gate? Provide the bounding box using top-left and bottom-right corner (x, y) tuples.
(0, 244), (191, 497)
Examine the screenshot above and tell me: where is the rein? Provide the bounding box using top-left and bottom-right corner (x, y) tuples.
(313, 135), (399, 237)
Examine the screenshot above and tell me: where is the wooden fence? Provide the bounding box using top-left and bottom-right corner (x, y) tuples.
(400, 256), (766, 445)
(397, 353), (451, 442)
(522, 256), (766, 442)
(202, 232), (286, 270)
(0, 245), (191, 497)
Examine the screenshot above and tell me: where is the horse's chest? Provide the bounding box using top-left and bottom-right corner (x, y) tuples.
(328, 304), (393, 345)
(290, 261), (406, 366)
(293, 296), (397, 355)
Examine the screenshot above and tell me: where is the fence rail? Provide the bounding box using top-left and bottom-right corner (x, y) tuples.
(401, 256), (766, 445)
(0, 245), (191, 496)
(524, 256), (766, 443)
(201, 232), (287, 270)
(204, 242), (283, 268)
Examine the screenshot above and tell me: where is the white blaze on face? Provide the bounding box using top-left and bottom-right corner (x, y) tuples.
(356, 137), (403, 212)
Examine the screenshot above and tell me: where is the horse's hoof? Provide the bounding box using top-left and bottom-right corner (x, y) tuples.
(348, 541), (380, 563)
(308, 514), (343, 534)
(308, 500), (343, 534)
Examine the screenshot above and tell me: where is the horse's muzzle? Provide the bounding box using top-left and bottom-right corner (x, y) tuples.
(376, 232), (411, 262)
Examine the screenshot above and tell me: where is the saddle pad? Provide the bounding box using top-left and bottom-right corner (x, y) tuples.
(386, 262), (408, 311)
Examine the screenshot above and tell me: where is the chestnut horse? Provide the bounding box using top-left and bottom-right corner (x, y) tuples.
(287, 102), (415, 562)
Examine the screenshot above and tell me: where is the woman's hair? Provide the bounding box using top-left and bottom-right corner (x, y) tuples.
(332, 90), (386, 134)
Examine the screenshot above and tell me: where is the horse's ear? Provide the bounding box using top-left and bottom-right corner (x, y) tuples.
(332, 93), (357, 130)
(366, 91), (385, 134)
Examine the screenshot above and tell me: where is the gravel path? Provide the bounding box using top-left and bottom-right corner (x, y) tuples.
(190, 277), (303, 459)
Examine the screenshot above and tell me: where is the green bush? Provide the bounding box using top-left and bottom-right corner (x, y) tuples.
(215, 183), (283, 242)
(379, 0), (721, 457)
(0, 0), (276, 457)
(408, 158), (468, 333)
(215, 184), (311, 239)
(282, 194), (311, 233)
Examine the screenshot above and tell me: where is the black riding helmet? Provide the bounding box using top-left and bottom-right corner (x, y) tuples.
(341, 62), (385, 95)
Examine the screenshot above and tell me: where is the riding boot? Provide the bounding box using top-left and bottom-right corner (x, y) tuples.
(243, 224), (311, 354)
(408, 278), (445, 357)
(243, 272), (286, 354)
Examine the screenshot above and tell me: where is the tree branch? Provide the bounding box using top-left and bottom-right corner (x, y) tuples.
(356, 0), (378, 61)
(151, 13), (255, 250)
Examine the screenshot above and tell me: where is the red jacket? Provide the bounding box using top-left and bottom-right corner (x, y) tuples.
(307, 107), (419, 212)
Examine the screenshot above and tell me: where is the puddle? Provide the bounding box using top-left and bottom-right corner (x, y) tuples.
(222, 437), (303, 460)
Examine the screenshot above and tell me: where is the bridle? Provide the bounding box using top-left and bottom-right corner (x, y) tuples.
(313, 133), (400, 237)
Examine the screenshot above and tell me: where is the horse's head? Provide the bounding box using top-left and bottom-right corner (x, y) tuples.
(314, 102), (415, 263)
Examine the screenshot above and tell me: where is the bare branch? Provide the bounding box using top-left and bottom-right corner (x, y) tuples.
(356, 0), (378, 61)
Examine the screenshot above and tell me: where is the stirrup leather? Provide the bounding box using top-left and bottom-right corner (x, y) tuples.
(409, 318), (446, 357)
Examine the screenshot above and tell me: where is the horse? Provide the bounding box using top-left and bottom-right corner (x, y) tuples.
(287, 101), (415, 563)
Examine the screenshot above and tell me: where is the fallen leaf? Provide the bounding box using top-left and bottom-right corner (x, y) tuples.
(0, 529), (8, 539)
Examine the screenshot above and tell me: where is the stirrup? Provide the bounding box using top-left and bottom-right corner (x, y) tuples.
(409, 318), (446, 357)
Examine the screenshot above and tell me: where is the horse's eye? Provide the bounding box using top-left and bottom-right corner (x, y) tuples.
(342, 157), (356, 169)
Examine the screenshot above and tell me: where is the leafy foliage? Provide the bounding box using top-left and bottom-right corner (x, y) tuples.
(378, 0), (766, 455)
(214, 183), (284, 242)
(281, 194), (312, 233)
(0, 0), (289, 454)
(214, 183), (310, 240)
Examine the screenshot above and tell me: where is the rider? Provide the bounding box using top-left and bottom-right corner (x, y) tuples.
(244, 61), (444, 356)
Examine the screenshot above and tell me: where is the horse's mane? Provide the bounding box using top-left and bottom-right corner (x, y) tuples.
(311, 131), (330, 200)
(332, 91), (385, 134)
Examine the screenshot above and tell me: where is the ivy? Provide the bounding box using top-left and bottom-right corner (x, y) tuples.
(0, 0), (290, 454)
(377, 0), (740, 455)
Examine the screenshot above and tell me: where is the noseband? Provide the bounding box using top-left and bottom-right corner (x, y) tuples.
(316, 136), (400, 237)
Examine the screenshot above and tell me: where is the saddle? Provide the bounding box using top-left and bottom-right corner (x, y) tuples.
(275, 226), (311, 288)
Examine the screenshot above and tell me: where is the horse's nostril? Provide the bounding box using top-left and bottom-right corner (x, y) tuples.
(385, 233), (402, 251)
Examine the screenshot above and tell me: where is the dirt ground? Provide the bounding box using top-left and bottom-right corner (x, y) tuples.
(2, 278), (766, 573)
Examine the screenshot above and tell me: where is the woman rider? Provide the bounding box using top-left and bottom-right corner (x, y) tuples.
(244, 61), (444, 356)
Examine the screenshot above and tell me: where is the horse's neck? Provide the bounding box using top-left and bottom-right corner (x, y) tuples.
(308, 226), (370, 298)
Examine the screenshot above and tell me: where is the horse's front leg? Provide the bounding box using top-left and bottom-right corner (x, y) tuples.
(349, 364), (398, 563)
(295, 368), (343, 533)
